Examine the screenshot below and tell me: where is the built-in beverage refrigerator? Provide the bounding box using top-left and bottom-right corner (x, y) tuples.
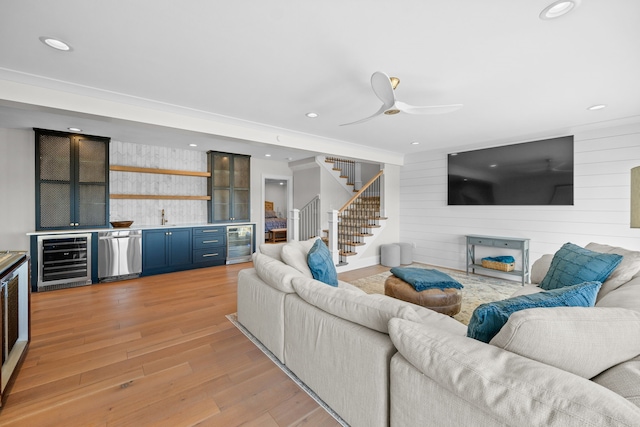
(226, 225), (253, 264)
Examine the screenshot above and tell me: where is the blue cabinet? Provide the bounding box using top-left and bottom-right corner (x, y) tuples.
(142, 228), (192, 275)
(192, 226), (226, 266)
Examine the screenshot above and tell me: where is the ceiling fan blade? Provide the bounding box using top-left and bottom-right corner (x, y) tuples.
(339, 103), (388, 126)
(370, 71), (396, 108)
(396, 101), (463, 115)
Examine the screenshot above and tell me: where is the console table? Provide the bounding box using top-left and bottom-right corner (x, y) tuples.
(466, 235), (530, 285)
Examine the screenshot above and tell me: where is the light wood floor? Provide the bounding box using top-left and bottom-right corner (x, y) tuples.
(0, 262), (389, 426)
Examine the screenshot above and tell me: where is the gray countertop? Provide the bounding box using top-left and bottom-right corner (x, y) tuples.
(26, 222), (256, 236)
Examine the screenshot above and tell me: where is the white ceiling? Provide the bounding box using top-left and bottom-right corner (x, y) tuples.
(1, 0), (639, 164)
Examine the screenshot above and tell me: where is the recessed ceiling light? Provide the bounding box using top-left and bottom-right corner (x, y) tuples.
(279, 182), (284, 186)
(305, 112), (318, 118)
(67, 127), (82, 132)
(189, 143), (198, 147)
(410, 141), (420, 145)
(539, 0), (580, 20)
(265, 154), (271, 157)
(587, 104), (606, 111)
(489, 164), (498, 168)
(39, 36), (72, 51)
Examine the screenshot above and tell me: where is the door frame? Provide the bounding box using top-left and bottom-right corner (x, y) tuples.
(261, 174), (293, 245)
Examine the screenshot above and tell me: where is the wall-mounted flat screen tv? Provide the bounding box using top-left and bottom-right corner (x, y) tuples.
(448, 136), (574, 205)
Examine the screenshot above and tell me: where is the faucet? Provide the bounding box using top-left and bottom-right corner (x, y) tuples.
(161, 209), (168, 225)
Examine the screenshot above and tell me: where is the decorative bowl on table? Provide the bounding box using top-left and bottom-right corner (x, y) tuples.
(110, 220), (134, 228)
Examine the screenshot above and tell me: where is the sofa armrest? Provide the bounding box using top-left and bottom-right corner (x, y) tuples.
(388, 318), (640, 426)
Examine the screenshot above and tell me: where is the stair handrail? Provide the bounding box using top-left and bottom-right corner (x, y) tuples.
(338, 170), (384, 214)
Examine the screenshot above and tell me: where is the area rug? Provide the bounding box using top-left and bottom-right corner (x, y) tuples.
(347, 263), (522, 325)
(226, 314), (348, 427)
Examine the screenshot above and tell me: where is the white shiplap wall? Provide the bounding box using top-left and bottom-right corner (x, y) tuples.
(400, 122), (640, 274)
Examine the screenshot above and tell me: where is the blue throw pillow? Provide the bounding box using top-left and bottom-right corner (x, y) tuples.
(307, 239), (338, 287)
(467, 281), (602, 343)
(539, 242), (622, 291)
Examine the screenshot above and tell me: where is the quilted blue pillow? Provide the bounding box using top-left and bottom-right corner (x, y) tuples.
(467, 281), (602, 343)
(539, 242), (622, 291)
(307, 239), (338, 286)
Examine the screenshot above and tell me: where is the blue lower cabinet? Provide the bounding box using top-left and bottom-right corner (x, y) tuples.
(192, 227), (226, 267)
(142, 228), (192, 276)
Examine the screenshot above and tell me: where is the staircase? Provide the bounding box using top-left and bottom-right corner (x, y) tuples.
(323, 157), (386, 265)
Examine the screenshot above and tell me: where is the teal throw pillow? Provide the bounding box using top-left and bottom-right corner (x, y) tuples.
(307, 239), (338, 287)
(467, 281), (602, 343)
(539, 242), (622, 291)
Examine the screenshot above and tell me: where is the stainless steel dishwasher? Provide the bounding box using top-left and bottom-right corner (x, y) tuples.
(98, 230), (142, 281)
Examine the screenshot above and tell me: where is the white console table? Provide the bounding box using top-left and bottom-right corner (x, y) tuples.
(466, 235), (530, 285)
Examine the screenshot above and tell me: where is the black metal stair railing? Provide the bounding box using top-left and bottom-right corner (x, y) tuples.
(336, 170), (384, 265)
(325, 157), (356, 187)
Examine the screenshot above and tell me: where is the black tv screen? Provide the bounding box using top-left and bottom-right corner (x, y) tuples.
(448, 136), (574, 205)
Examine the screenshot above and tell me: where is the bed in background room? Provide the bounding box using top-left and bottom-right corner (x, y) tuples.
(265, 201), (287, 242)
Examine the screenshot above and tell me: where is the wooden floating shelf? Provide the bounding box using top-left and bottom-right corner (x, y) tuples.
(110, 194), (211, 200)
(110, 165), (211, 177)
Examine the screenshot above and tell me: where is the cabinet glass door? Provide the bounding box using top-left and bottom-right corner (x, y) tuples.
(77, 137), (108, 227)
(38, 134), (72, 228)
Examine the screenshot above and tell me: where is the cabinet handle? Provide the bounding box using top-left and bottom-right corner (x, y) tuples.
(203, 253), (219, 257)
(203, 240), (219, 244)
(202, 229), (220, 233)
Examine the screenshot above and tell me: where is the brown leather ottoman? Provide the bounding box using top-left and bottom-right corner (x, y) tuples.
(384, 275), (462, 316)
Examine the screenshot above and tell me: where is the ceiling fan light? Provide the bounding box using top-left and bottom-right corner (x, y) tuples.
(540, 0), (580, 20)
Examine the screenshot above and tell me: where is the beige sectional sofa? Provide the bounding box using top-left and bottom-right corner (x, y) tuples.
(237, 240), (640, 427)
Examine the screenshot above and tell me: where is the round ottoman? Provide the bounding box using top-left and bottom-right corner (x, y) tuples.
(398, 243), (413, 265)
(384, 275), (462, 316)
(380, 244), (401, 267)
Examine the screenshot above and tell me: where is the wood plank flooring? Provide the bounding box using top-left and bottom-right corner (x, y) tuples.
(0, 262), (385, 426)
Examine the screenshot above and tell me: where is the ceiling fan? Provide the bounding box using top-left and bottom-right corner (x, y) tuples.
(340, 71), (463, 126)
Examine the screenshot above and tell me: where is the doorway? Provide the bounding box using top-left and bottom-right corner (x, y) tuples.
(262, 175), (293, 245)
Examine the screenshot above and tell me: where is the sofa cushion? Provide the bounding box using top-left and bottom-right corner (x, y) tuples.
(531, 254), (554, 284)
(596, 277), (640, 313)
(539, 242), (622, 291)
(467, 281), (602, 343)
(306, 239), (338, 286)
(490, 307), (640, 378)
(388, 318), (640, 426)
(585, 243), (640, 299)
(281, 240), (314, 277)
(252, 252), (304, 293)
(292, 276), (422, 333)
(258, 242), (287, 261)
(592, 355), (640, 409)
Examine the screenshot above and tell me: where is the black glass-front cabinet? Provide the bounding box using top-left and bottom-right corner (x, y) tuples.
(207, 151), (250, 223)
(35, 128), (110, 230)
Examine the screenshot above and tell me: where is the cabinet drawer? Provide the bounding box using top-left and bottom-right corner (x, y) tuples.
(193, 235), (226, 249)
(468, 237), (492, 246)
(193, 248), (226, 264)
(492, 239), (522, 249)
(193, 227), (225, 235)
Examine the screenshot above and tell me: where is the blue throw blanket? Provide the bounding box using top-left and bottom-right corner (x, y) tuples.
(390, 267), (464, 292)
(482, 256), (515, 263)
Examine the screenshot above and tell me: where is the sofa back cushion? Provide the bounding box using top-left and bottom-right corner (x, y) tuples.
(592, 355), (640, 409)
(292, 276), (422, 333)
(280, 238), (320, 278)
(585, 242), (640, 299)
(389, 318), (640, 426)
(252, 252), (304, 293)
(258, 242), (287, 261)
(490, 307), (640, 379)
